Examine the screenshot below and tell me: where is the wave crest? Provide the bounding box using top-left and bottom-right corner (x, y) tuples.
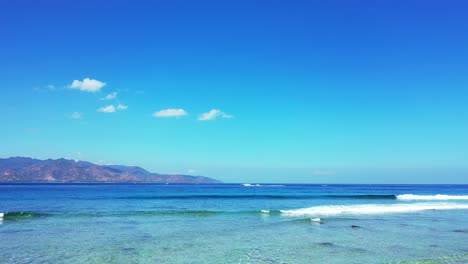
(280, 203), (468, 216)
(397, 194), (468, 200)
(0, 211), (49, 220)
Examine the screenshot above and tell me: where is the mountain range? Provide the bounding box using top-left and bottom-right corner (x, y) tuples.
(0, 157), (221, 183)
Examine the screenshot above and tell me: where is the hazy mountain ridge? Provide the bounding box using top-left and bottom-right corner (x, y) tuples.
(0, 157), (221, 183)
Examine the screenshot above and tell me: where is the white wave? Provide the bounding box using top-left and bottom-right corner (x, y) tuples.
(311, 218), (321, 222)
(281, 203), (468, 216)
(260, 210), (270, 214)
(397, 194), (468, 201)
(242, 183), (262, 187)
(0, 213), (3, 218)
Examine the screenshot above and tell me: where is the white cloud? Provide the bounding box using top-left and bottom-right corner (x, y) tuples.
(97, 104), (127, 113)
(97, 105), (116, 113)
(198, 109), (233, 121)
(70, 78), (106, 92)
(312, 170), (336, 176)
(76, 151), (82, 161)
(153, 108), (187, 118)
(101, 92), (117, 100)
(70, 112), (83, 119)
(117, 104), (128, 110)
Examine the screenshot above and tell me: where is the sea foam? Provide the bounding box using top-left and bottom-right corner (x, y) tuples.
(397, 194), (468, 200)
(280, 203), (468, 216)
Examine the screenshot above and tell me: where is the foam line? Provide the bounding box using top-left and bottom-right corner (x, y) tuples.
(397, 194), (468, 200)
(281, 203), (468, 216)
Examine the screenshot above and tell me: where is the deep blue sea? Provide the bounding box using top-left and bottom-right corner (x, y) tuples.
(1, 184), (468, 263)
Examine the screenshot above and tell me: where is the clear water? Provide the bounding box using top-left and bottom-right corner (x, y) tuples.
(1, 184), (468, 263)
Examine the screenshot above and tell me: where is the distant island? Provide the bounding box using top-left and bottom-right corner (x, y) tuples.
(0, 157), (221, 184)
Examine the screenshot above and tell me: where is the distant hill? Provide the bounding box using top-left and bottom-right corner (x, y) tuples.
(0, 157), (221, 184)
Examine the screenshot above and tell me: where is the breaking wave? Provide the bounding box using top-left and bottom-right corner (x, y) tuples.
(396, 194), (468, 200)
(280, 203), (468, 216)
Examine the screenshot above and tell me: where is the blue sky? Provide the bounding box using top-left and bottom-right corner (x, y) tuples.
(1, 0), (467, 183)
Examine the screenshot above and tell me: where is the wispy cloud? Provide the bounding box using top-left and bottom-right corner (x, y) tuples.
(70, 112), (83, 119)
(98, 104), (127, 113)
(70, 78), (106, 92)
(188, 169), (196, 174)
(47, 85), (56, 91)
(117, 104), (128, 110)
(33, 84), (63, 92)
(198, 109), (233, 121)
(75, 151), (82, 162)
(97, 105), (116, 113)
(312, 169), (336, 176)
(101, 92), (117, 100)
(153, 109), (188, 118)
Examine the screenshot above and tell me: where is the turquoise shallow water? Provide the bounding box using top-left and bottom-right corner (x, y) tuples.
(1, 184), (468, 263)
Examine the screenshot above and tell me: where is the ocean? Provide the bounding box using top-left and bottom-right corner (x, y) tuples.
(1, 184), (467, 263)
